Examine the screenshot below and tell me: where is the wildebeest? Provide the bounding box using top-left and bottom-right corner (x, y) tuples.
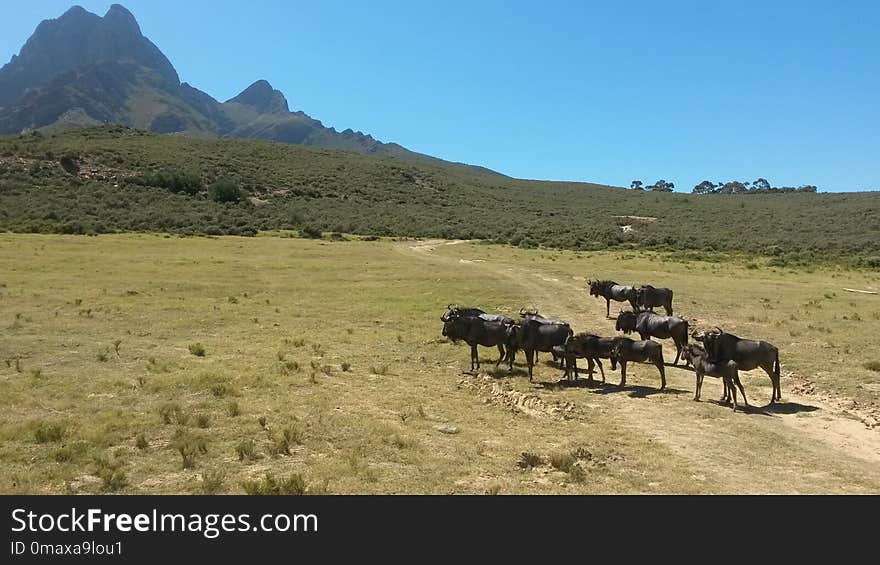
(615, 310), (688, 365)
(441, 310), (516, 371)
(587, 280), (638, 318)
(441, 304), (508, 323)
(558, 333), (618, 382)
(635, 284), (674, 316)
(609, 337), (666, 390)
(696, 328), (781, 403)
(682, 344), (747, 412)
(519, 309), (567, 365)
(509, 316), (573, 381)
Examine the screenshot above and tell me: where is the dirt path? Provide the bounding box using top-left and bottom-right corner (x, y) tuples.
(397, 239), (880, 493)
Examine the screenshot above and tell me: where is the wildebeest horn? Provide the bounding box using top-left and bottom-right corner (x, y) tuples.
(712, 326), (723, 334)
(447, 303), (453, 310)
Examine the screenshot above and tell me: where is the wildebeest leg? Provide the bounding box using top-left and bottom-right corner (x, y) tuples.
(595, 358), (605, 382)
(618, 361), (627, 388)
(525, 349), (535, 382)
(585, 357), (595, 383)
(730, 380), (739, 412)
(656, 361), (667, 390)
(762, 363), (780, 403)
(570, 356), (579, 381)
(672, 342), (682, 366)
(606, 298), (611, 318)
(664, 303), (673, 316)
(694, 370), (703, 401)
(733, 375), (748, 408)
(506, 348), (516, 371)
(495, 344), (505, 368)
(766, 360), (782, 402)
(470, 343), (479, 371)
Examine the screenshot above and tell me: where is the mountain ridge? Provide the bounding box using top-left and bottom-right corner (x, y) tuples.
(0, 4), (501, 175)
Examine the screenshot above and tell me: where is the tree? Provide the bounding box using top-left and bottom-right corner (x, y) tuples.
(630, 180), (644, 190)
(717, 181), (747, 194)
(209, 179), (241, 203)
(752, 178), (771, 191)
(693, 180), (716, 194)
(797, 185), (818, 193)
(646, 179), (674, 192)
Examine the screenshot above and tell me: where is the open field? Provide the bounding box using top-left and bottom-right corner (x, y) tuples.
(1, 233), (879, 494)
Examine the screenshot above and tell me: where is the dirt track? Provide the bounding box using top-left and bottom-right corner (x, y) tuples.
(401, 239), (880, 493)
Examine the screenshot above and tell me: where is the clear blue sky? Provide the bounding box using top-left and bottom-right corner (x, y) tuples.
(2, 1), (878, 192)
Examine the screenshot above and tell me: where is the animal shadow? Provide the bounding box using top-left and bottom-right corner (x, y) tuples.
(538, 378), (605, 390)
(753, 401), (820, 416)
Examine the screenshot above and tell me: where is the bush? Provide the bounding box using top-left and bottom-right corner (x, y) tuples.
(300, 225), (322, 239)
(209, 180), (241, 203)
(201, 470), (225, 494)
(138, 170), (202, 195)
(188, 343), (206, 357)
(34, 421), (65, 443)
(242, 473), (307, 495)
(235, 439), (259, 462)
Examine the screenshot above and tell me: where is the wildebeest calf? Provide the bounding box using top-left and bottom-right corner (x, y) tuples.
(609, 337), (666, 390)
(682, 344), (747, 412)
(557, 333), (618, 382)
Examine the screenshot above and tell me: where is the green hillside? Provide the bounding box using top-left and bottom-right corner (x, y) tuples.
(1, 126), (879, 267)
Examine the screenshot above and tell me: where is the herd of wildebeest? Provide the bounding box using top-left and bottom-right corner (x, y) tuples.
(440, 280), (782, 412)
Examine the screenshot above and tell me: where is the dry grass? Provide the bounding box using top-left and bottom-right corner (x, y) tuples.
(0, 234), (878, 494)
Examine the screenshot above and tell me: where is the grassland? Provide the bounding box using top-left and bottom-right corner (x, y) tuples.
(1, 126), (879, 267)
(1, 233), (878, 494)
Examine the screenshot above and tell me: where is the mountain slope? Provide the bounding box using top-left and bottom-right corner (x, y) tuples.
(0, 4), (499, 174)
(1, 126), (878, 266)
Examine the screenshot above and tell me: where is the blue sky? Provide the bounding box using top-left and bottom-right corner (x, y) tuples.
(2, 1), (878, 192)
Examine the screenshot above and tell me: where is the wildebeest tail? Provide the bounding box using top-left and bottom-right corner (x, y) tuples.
(773, 351), (780, 378)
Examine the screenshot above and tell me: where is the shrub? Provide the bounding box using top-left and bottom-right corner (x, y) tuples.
(242, 473), (307, 495)
(138, 170), (202, 195)
(517, 452), (543, 469)
(300, 225), (322, 239)
(226, 400), (241, 417)
(209, 179), (241, 203)
(159, 403), (189, 425)
(94, 455), (127, 492)
(135, 433), (149, 450)
(188, 343), (206, 357)
(201, 470), (225, 494)
(235, 439), (259, 462)
(34, 421), (65, 443)
(171, 429), (208, 469)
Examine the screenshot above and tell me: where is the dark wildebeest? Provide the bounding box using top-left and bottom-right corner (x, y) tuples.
(609, 337), (666, 390)
(615, 310), (688, 365)
(696, 328), (781, 403)
(441, 311), (516, 371)
(557, 333), (618, 382)
(682, 344), (748, 412)
(509, 317), (573, 382)
(635, 284), (674, 316)
(519, 309), (568, 365)
(441, 304), (508, 323)
(587, 280), (638, 318)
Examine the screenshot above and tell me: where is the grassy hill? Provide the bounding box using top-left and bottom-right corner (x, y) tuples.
(1, 126), (879, 267)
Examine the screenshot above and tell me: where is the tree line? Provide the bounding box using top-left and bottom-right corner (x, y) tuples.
(630, 178), (818, 194)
